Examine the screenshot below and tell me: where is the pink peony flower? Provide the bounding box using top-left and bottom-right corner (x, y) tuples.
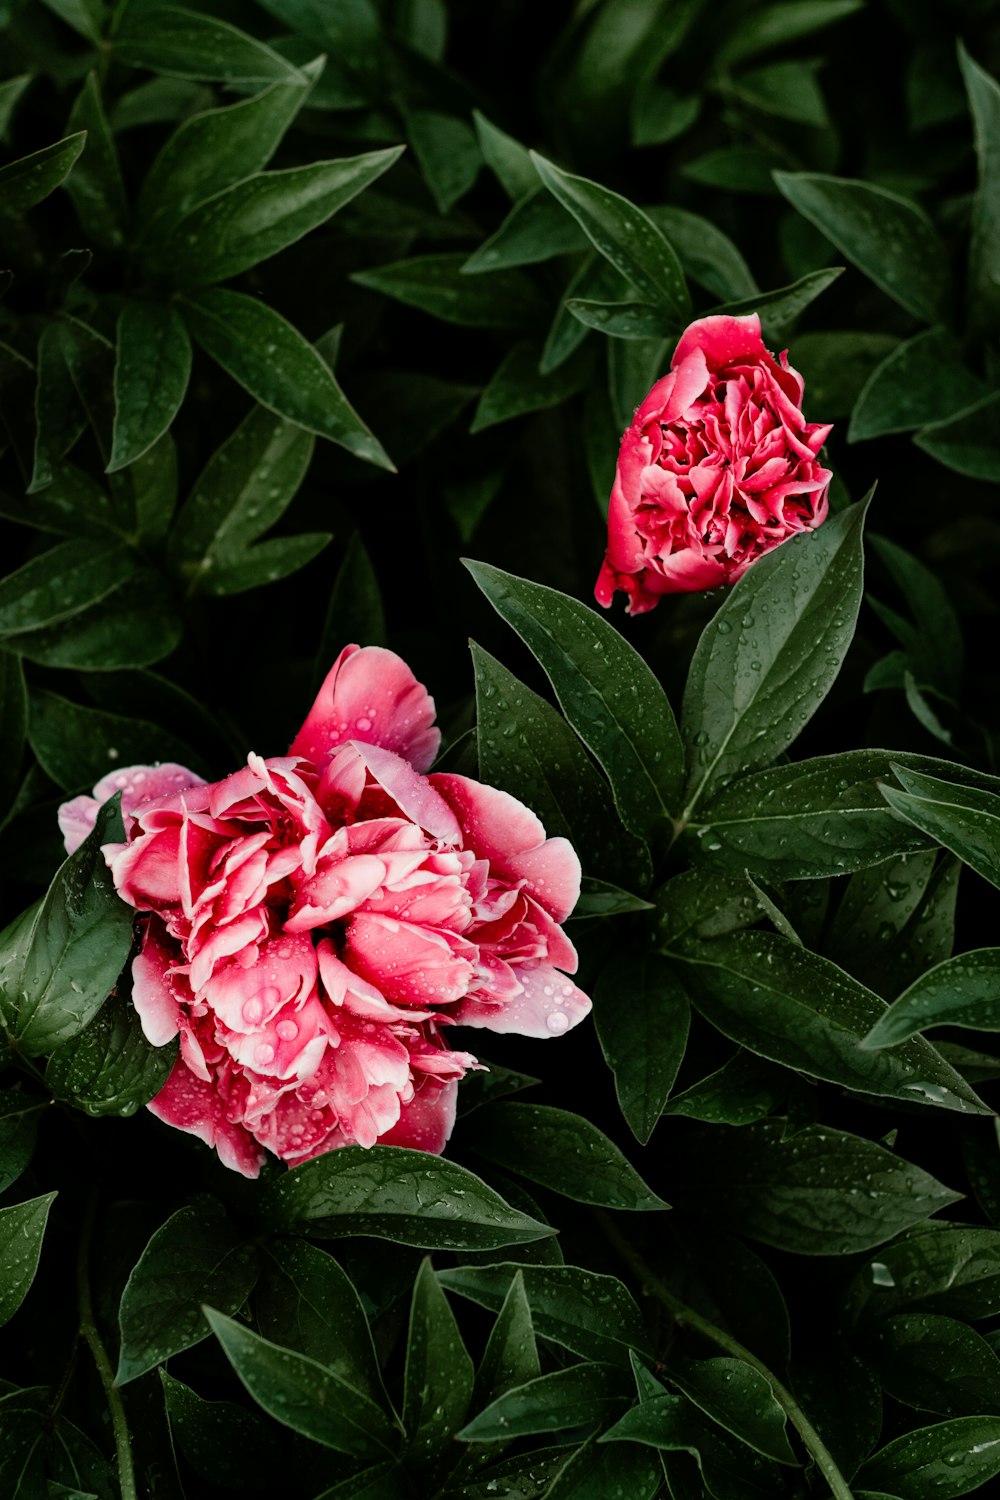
(59, 645), (589, 1177)
(595, 313), (832, 614)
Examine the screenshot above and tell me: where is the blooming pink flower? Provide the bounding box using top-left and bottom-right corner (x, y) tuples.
(60, 645), (589, 1177)
(595, 313), (832, 614)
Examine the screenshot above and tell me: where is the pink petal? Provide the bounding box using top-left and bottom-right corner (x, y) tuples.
(148, 1057), (264, 1178)
(353, 742), (461, 842)
(290, 644), (440, 773)
(381, 1077), (458, 1153)
(344, 912), (475, 1008)
(131, 920), (182, 1047)
(671, 313), (765, 372)
(451, 962), (591, 1038)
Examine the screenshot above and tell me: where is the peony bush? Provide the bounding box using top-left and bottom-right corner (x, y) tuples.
(2, 4), (1000, 1499)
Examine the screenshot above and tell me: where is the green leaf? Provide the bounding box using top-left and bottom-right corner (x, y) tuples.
(473, 1270), (540, 1410)
(680, 498), (869, 816)
(660, 1049), (787, 1126)
(113, 5), (303, 82)
(30, 323), (87, 494)
(167, 401), (315, 586)
(438, 1262), (651, 1367)
(825, 849), (959, 997)
(0, 76), (31, 137)
(849, 328), (987, 441)
(870, 534), (964, 692)
(471, 642), (650, 889)
(846, 1225), (1000, 1325)
(318, 532), (386, 671)
(914, 390), (1000, 482)
(593, 950), (689, 1143)
(463, 1102), (669, 1211)
(673, 929), (990, 1115)
(666, 1358), (797, 1465)
(732, 58), (829, 126)
(108, 302), (191, 473)
(683, 144), (785, 195)
(204, 1307), (401, 1458)
(606, 333), (671, 432)
(773, 172), (951, 324)
(0, 1194), (55, 1328)
(857, 1416), (1000, 1498)
(44, 986), (175, 1118)
(715, 0), (862, 67)
(470, 340), (591, 432)
(472, 110), (537, 201)
(160, 1370), (282, 1491)
(352, 253), (547, 328)
(865, 1313), (1000, 1418)
(708, 267), (844, 344)
(530, 153), (690, 322)
(465, 561), (685, 838)
(116, 1198), (259, 1385)
(260, 1146), (555, 1250)
(8, 572), (181, 671)
(0, 655), (27, 816)
(570, 878), (653, 920)
(155, 148), (403, 287)
(404, 107), (480, 215)
(646, 206), (757, 302)
(403, 1259), (473, 1466)
(565, 299), (672, 340)
(65, 74), (127, 249)
(536, 1435), (662, 1499)
(0, 133), (86, 216)
(632, 84), (701, 148)
(655, 1223), (792, 1373)
(463, 191), (588, 273)
(256, 1238), (387, 1405)
(181, 290), (391, 468)
(0, 538), (133, 638)
(599, 1391), (788, 1497)
(542, 254), (623, 374)
(28, 689), (201, 792)
(459, 1362), (630, 1442)
(197, 533), (331, 595)
(4, 797), (132, 1055)
(136, 65), (321, 239)
(791, 330), (900, 420)
(0, 1087), (42, 1195)
(881, 765), (1000, 890)
(959, 44), (1000, 338)
(863, 949), (1000, 1049)
(654, 867), (765, 950)
(671, 1120), (961, 1255)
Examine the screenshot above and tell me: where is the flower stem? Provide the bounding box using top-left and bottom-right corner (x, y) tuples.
(597, 1212), (855, 1500)
(77, 1193), (139, 1500)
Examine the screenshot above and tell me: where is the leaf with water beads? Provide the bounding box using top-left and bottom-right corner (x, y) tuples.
(880, 766), (1000, 891)
(864, 1313), (1000, 1419)
(863, 949), (1000, 1049)
(845, 1225), (1000, 1327)
(857, 1415), (1000, 1498)
(402, 1259), (473, 1468)
(458, 1361), (632, 1441)
(0, 1192), (55, 1327)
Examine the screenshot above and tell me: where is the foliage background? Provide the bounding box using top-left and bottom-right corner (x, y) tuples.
(5, 0), (1000, 1497)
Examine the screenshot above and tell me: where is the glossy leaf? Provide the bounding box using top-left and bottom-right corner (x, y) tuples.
(9, 573), (181, 671)
(863, 949), (1000, 1048)
(774, 171), (951, 323)
(0, 1193), (55, 1327)
(473, 1270), (540, 1409)
(531, 153), (690, 321)
(459, 1361), (630, 1441)
(205, 1307), (401, 1457)
(646, 205), (757, 301)
(674, 929), (989, 1114)
(470, 340), (591, 432)
(709, 267), (844, 344)
(866, 1313), (1000, 1418)
(661, 1049), (787, 1126)
(959, 44), (1000, 337)
(44, 986), (175, 1119)
(116, 1198), (259, 1384)
(463, 191), (588, 273)
(593, 950), (689, 1142)
(914, 391), (1000, 482)
(438, 1262), (652, 1366)
(680, 498), (869, 816)
(403, 1259), (473, 1466)
(28, 689), (201, 791)
(352, 254), (546, 328)
(65, 73), (127, 249)
(472, 110), (537, 200)
(160, 1370), (283, 1491)
(464, 1102), (669, 1211)
(0, 133), (86, 216)
(880, 765), (1000, 890)
(857, 1417), (1000, 1498)
(260, 1146), (554, 1250)
(108, 302), (191, 472)
(182, 290), (390, 468)
(666, 1357), (797, 1465)
(404, 107), (480, 215)
(849, 328), (987, 442)
(0, 538), (133, 637)
(113, 6), (303, 82)
(0, 1087), (42, 1195)
(539, 1438), (662, 1499)
(465, 561), (685, 837)
(847, 1225), (1000, 1326)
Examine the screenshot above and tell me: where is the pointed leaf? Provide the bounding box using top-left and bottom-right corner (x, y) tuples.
(881, 765), (1000, 890)
(108, 302), (191, 472)
(463, 190), (588, 273)
(114, 6), (303, 82)
(849, 328), (987, 441)
(473, 1270), (540, 1410)
(44, 986), (176, 1119)
(667, 1358), (797, 1465)
(0, 538), (133, 637)
(0, 1193), (56, 1327)
(160, 1370), (283, 1491)
(846, 1225), (1000, 1326)
(959, 44), (1000, 337)
(352, 253), (546, 328)
(857, 1416), (1000, 1498)
(0, 133), (86, 216)
(863, 949), (1000, 1049)
(459, 1361), (630, 1442)
(593, 950), (689, 1143)
(403, 1259), (473, 1465)
(914, 390), (1000, 482)
(866, 1313), (1000, 1419)
(65, 74), (127, 249)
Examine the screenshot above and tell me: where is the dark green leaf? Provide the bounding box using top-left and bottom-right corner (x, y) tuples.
(0, 1087), (42, 1195)
(606, 334), (671, 432)
(199, 534), (331, 595)
(530, 153), (690, 322)
(681, 499), (868, 816)
(671, 1120), (961, 1254)
(465, 1102), (669, 1211)
(5, 797), (132, 1055)
(65, 74), (127, 249)
(352, 253), (546, 328)
(404, 107), (479, 215)
(570, 878), (653, 919)
(715, 0), (862, 66)
(881, 765), (1000, 890)
(0, 76), (31, 137)
(459, 1361), (630, 1441)
(593, 950), (689, 1142)
(646, 206), (757, 301)
(8, 462), (114, 539)
(318, 532), (386, 674)
(683, 144), (785, 195)
(204, 1308), (401, 1457)
(471, 642), (651, 889)
(539, 1436), (662, 1499)
(824, 849), (957, 996)
(473, 1270), (540, 1409)
(600, 1391), (787, 1497)
(0, 655), (27, 816)
(465, 561), (685, 837)
(656, 1223), (792, 1373)
(792, 330), (900, 420)
(114, 6), (303, 82)
(182, 290), (390, 468)
(914, 390), (1000, 482)
(403, 1259), (473, 1465)
(156, 148), (402, 287)
(710, 268), (844, 344)
(849, 328), (987, 441)
(661, 1049), (787, 1125)
(857, 1416), (1000, 1498)
(108, 302), (191, 473)
(666, 1358), (797, 1465)
(160, 1370), (282, 1491)
(674, 930), (990, 1115)
(44, 986), (175, 1118)
(846, 1225), (1000, 1326)
(863, 949), (1000, 1048)
(472, 110), (537, 200)
(0, 538), (133, 637)
(116, 1198), (259, 1384)
(28, 689), (201, 791)
(542, 254), (623, 374)
(260, 1146), (555, 1250)
(773, 172), (951, 324)
(30, 323), (87, 494)
(565, 299), (672, 340)
(9, 572), (181, 671)
(136, 65), (321, 238)
(0, 133), (86, 216)
(437, 1262), (651, 1367)
(959, 44), (1000, 338)
(732, 59), (829, 126)
(866, 1313), (1000, 1418)
(441, 1445), (568, 1499)
(0, 1193), (55, 1327)
(463, 191), (588, 273)
(654, 867), (766, 951)
(470, 340), (591, 432)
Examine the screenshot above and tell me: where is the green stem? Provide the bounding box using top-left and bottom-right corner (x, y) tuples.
(598, 1213), (855, 1500)
(77, 1193), (139, 1500)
